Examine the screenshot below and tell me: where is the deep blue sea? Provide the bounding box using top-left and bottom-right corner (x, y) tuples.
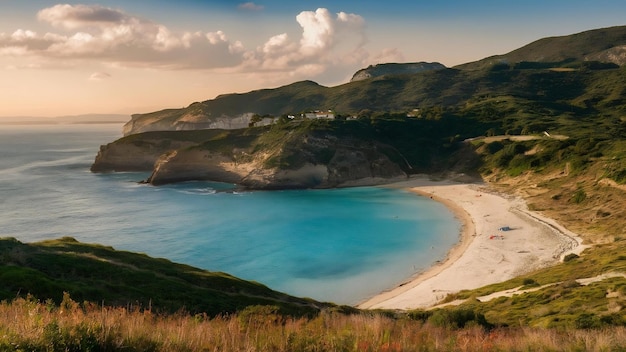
(0, 123), (460, 304)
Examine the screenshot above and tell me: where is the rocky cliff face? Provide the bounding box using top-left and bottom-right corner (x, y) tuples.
(123, 111), (258, 136)
(90, 138), (197, 173)
(145, 134), (406, 189)
(92, 127), (407, 189)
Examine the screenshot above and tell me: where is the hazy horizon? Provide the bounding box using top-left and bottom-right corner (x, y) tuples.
(0, 113), (130, 123)
(1, 1), (624, 117)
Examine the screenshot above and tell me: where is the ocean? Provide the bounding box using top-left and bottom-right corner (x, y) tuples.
(0, 123), (460, 304)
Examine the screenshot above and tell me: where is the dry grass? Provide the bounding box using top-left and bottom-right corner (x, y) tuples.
(2, 294), (626, 351)
(488, 159), (626, 244)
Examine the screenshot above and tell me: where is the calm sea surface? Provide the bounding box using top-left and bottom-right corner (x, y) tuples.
(0, 123), (460, 304)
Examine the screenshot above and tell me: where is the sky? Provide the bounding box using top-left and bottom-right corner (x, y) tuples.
(0, 1), (624, 117)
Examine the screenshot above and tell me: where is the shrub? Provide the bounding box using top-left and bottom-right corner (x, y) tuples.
(237, 305), (283, 328)
(571, 188), (587, 204)
(427, 308), (492, 329)
(407, 309), (432, 322)
(522, 278), (539, 287)
(563, 253), (580, 262)
(508, 154), (531, 176)
(487, 141), (504, 154)
(575, 313), (600, 329)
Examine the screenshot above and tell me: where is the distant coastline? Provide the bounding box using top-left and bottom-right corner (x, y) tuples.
(0, 114), (129, 125)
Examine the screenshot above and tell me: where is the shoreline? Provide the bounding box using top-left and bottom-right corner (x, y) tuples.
(358, 176), (583, 310)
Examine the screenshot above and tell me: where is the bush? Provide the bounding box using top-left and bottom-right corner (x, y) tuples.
(486, 141), (505, 154)
(522, 278), (539, 287)
(237, 305), (283, 328)
(427, 308), (492, 329)
(508, 154), (531, 176)
(571, 188), (587, 204)
(575, 313), (600, 329)
(563, 253), (579, 262)
(407, 309), (432, 322)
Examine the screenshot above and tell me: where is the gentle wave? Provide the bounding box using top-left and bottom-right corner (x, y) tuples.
(0, 155), (88, 175)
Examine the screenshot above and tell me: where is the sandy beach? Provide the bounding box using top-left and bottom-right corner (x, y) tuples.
(358, 176), (584, 310)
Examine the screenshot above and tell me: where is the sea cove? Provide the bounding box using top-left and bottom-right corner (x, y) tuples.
(0, 124), (460, 304)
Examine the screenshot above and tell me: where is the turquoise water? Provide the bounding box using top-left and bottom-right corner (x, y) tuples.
(0, 124), (460, 304)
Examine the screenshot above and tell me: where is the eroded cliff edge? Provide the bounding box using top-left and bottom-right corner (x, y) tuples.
(91, 120), (423, 190)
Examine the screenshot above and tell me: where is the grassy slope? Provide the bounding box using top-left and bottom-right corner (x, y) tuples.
(413, 122), (626, 328)
(455, 25), (626, 70)
(0, 237), (331, 317)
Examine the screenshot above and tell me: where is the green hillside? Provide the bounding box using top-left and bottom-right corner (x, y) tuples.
(125, 25), (626, 136)
(457, 25), (626, 70)
(0, 237), (331, 317)
(130, 65), (626, 128)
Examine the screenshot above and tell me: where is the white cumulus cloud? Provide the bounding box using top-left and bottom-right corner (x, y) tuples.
(296, 8), (335, 56)
(244, 8), (367, 74)
(0, 5), (376, 83)
(37, 4), (128, 29)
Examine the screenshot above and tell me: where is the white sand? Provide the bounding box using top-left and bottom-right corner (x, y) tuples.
(357, 176), (584, 310)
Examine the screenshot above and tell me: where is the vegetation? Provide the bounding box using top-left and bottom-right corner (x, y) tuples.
(422, 242), (626, 328)
(0, 237), (329, 317)
(2, 294), (626, 351)
(10, 25), (626, 349)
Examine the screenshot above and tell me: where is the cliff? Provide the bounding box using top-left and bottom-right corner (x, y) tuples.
(144, 136), (405, 189)
(93, 119), (436, 189)
(92, 116), (483, 189)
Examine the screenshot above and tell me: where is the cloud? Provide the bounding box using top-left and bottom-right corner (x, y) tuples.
(0, 5), (373, 83)
(38, 4), (128, 29)
(89, 71), (111, 81)
(0, 4), (244, 69)
(246, 8), (367, 72)
(238, 2), (264, 11)
(296, 8), (335, 56)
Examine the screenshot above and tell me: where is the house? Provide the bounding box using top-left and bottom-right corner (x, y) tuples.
(303, 110), (335, 120)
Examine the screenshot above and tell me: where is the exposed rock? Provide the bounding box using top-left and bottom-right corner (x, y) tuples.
(147, 149), (245, 186)
(123, 111), (258, 136)
(586, 45), (626, 66)
(90, 136), (198, 173)
(94, 126), (408, 190)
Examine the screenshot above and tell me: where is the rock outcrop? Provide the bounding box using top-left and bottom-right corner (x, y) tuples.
(350, 62), (446, 82)
(92, 126), (408, 190)
(144, 134), (406, 189)
(90, 138), (196, 173)
(123, 111), (263, 136)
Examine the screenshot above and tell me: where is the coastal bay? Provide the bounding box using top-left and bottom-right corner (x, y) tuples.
(0, 124), (461, 305)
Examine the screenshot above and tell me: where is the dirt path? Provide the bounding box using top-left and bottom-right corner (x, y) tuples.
(429, 271), (626, 309)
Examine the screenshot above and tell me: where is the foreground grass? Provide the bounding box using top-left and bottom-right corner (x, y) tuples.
(2, 295), (626, 352)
